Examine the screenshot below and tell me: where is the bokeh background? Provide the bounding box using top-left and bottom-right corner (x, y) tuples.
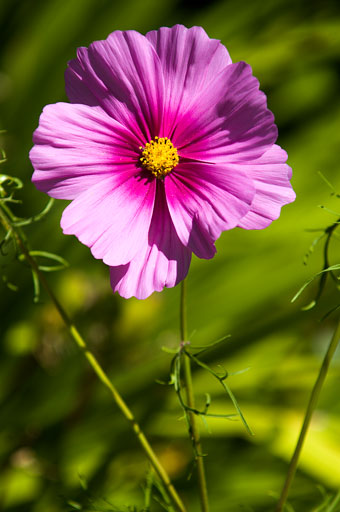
(1, 0), (340, 510)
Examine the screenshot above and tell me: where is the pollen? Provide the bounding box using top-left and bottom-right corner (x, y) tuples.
(140, 137), (179, 179)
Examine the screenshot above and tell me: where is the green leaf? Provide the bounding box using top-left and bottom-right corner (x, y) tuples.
(292, 264), (340, 303)
(13, 198), (55, 226)
(0, 174), (23, 198)
(28, 250), (69, 272)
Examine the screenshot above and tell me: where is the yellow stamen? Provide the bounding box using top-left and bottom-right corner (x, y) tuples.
(140, 136), (179, 179)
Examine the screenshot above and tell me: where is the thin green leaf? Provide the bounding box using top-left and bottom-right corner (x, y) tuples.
(153, 475), (175, 512)
(38, 264), (68, 272)
(301, 300), (317, 311)
(2, 275), (18, 292)
(228, 367), (251, 377)
(0, 229), (13, 255)
(186, 351), (253, 435)
(188, 329), (197, 340)
(200, 413), (211, 433)
(318, 205), (340, 217)
(304, 232), (326, 265)
(220, 379), (253, 436)
(0, 149), (7, 164)
(0, 174), (23, 197)
(321, 304), (340, 321)
(143, 469), (154, 510)
(28, 250), (69, 271)
(32, 269), (40, 303)
(161, 346), (178, 354)
(202, 412), (238, 419)
(204, 393), (211, 413)
(192, 334), (231, 356)
(292, 265), (340, 303)
(317, 171), (337, 193)
(13, 198), (55, 226)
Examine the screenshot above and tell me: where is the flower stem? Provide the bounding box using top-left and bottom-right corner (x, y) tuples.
(276, 317), (340, 512)
(180, 279), (210, 512)
(0, 204), (186, 512)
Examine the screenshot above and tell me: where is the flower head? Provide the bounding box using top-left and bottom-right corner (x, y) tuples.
(30, 25), (295, 299)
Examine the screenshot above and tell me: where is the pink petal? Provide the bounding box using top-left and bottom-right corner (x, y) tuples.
(165, 162), (255, 258)
(110, 181), (191, 299)
(65, 31), (164, 143)
(173, 62), (277, 162)
(60, 173), (156, 266)
(237, 145), (296, 229)
(146, 25), (232, 137)
(65, 47), (107, 108)
(30, 103), (140, 199)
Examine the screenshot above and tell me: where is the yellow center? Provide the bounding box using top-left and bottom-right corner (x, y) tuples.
(140, 137), (179, 179)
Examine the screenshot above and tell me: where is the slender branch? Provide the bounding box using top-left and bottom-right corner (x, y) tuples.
(180, 279), (210, 512)
(276, 317), (340, 512)
(0, 204), (186, 512)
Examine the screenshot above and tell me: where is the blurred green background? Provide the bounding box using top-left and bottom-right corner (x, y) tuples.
(1, 0), (340, 510)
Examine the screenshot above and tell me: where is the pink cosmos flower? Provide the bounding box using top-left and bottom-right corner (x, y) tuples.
(30, 25), (295, 299)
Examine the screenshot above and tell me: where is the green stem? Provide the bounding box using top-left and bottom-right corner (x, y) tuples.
(180, 280), (210, 512)
(276, 317), (340, 512)
(0, 204), (186, 512)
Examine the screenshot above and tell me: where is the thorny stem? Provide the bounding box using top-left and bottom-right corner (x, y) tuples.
(180, 279), (210, 512)
(276, 317), (340, 512)
(0, 203), (186, 512)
